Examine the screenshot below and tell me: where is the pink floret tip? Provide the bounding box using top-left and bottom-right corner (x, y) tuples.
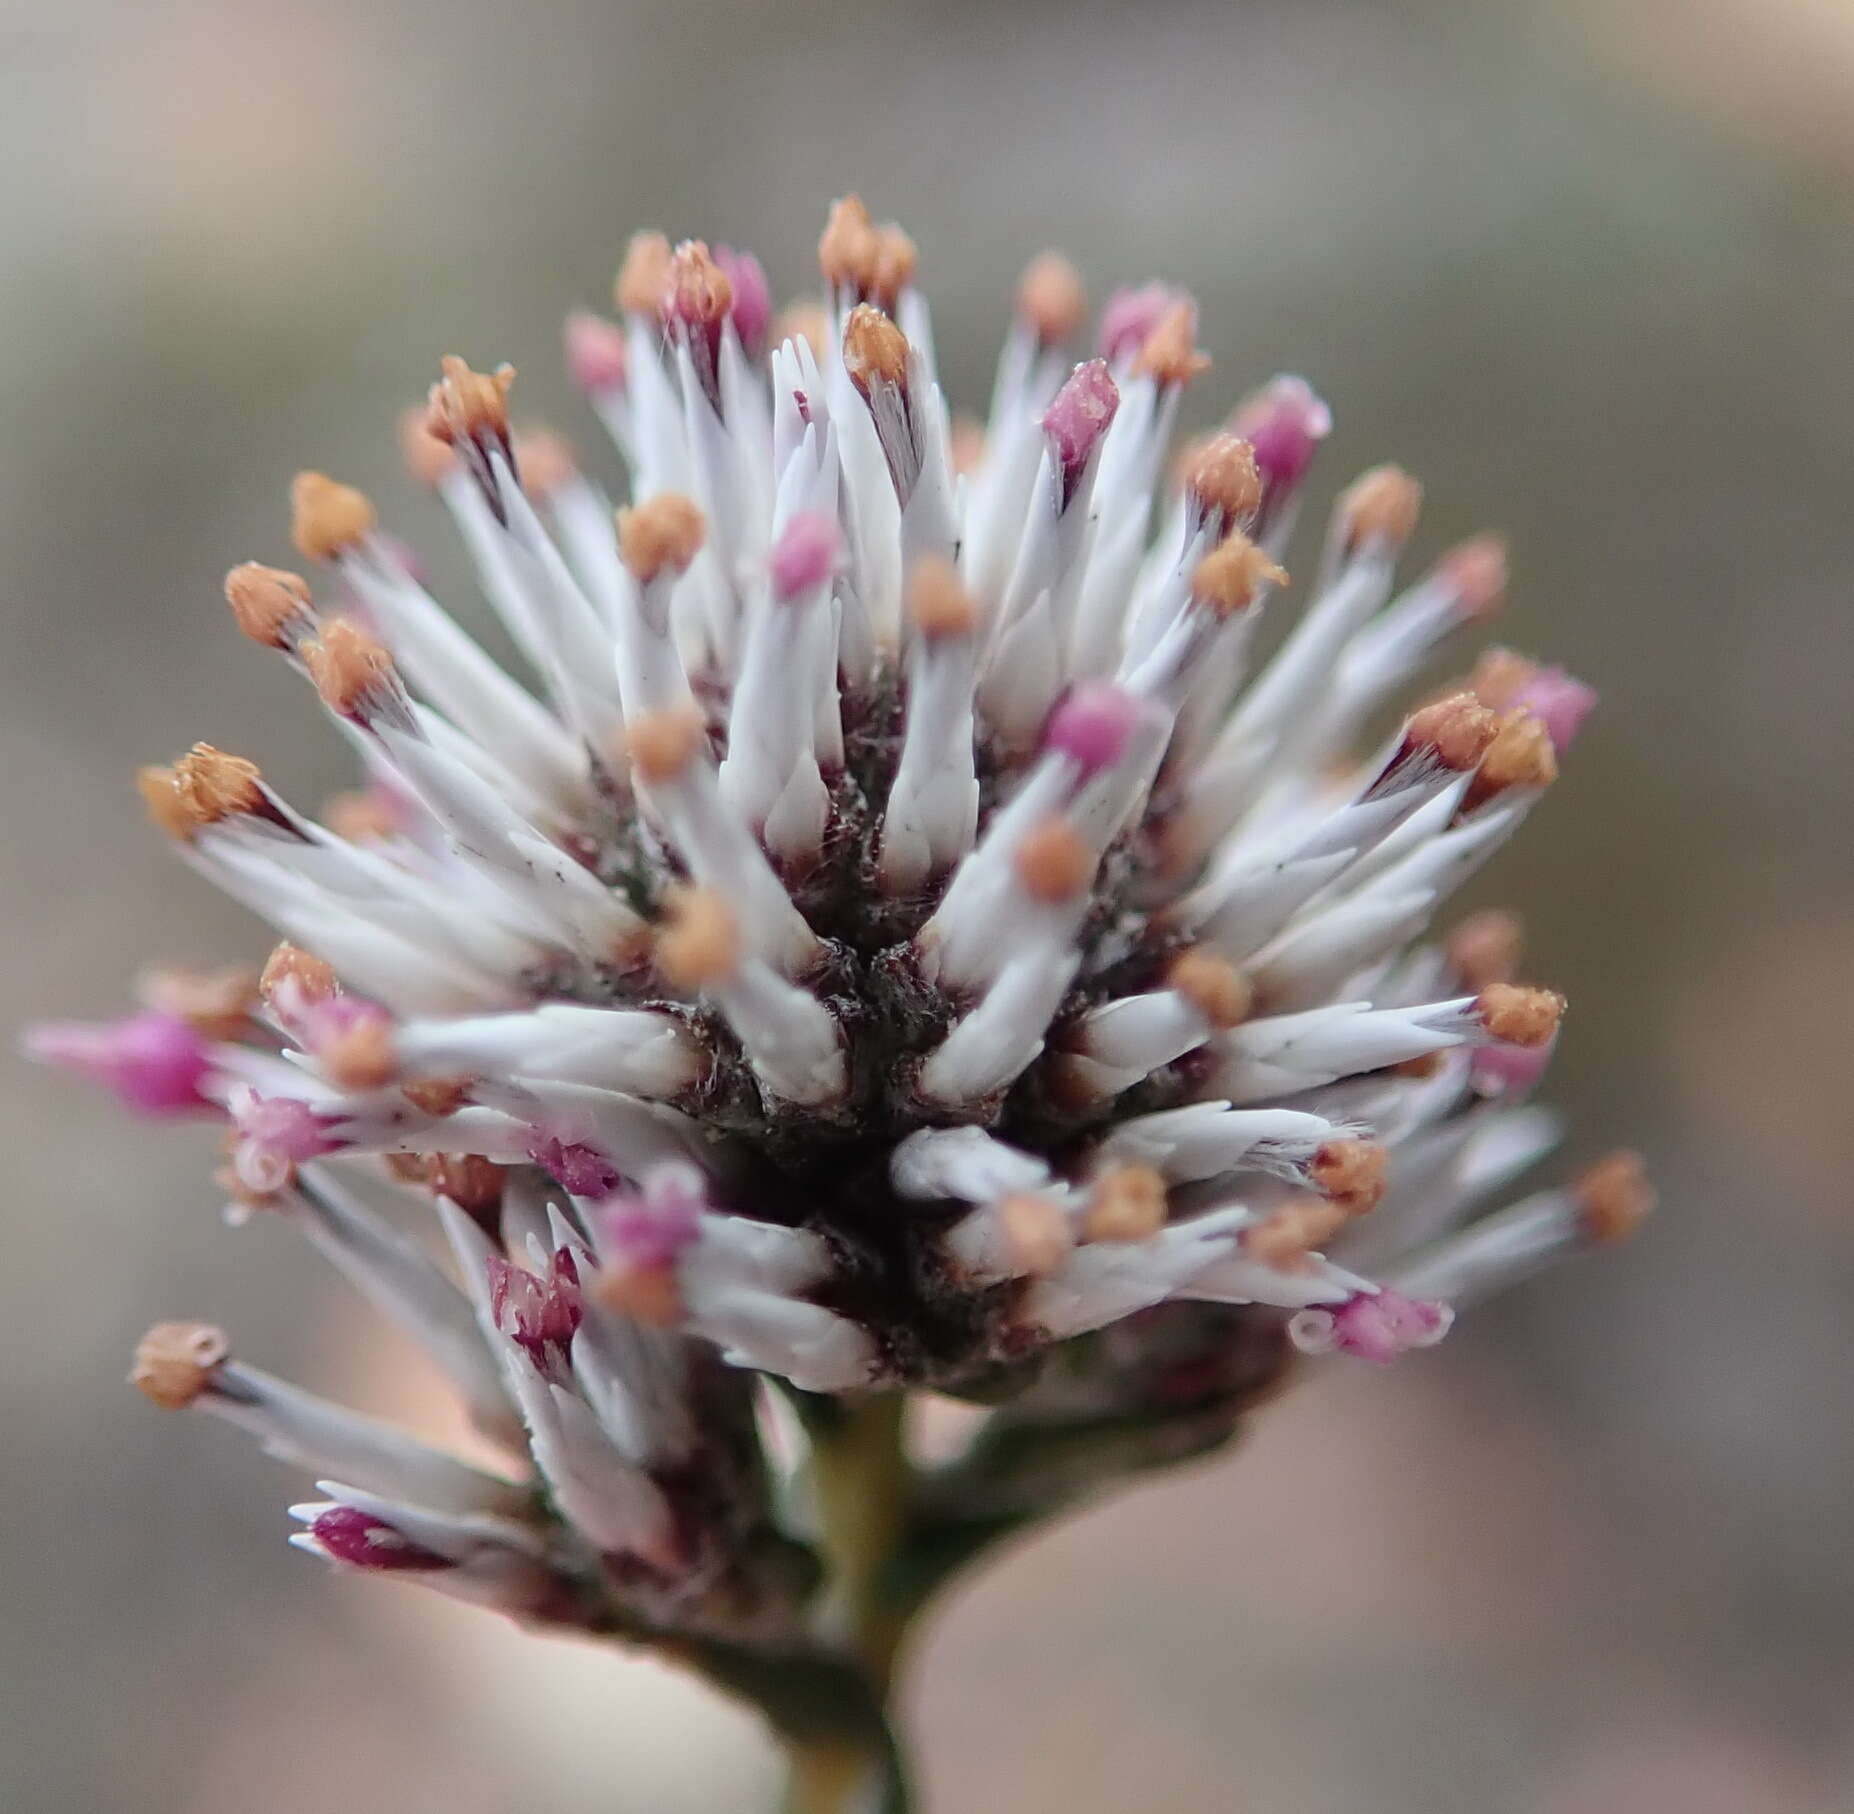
(1232, 375), (1332, 501)
(529, 1135), (623, 1199)
(565, 310), (630, 394)
(716, 247), (772, 356)
(1041, 359), (1119, 501)
(1290, 1288), (1454, 1365)
(769, 511), (841, 601)
(598, 1161), (708, 1270)
(1512, 667), (1597, 754)
(1097, 282), (1188, 364)
(311, 1506), (450, 1571)
(23, 1010), (216, 1117)
(1044, 680), (1139, 776)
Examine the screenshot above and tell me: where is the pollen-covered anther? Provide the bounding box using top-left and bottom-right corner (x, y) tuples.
(1166, 947), (1252, 1030)
(1017, 250), (1087, 346)
(1464, 647), (1540, 711)
(396, 404), (459, 488)
(1012, 819), (1092, 904)
(402, 1076), (472, 1116)
(907, 554), (977, 639)
(1243, 1198), (1349, 1271)
(322, 789), (400, 844)
(290, 472), (376, 564)
(424, 356), (516, 453)
(260, 942), (338, 1010)
(869, 225), (918, 314)
(1132, 300), (1211, 385)
(173, 744), (264, 825)
(1190, 533), (1287, 619)
(424, 1152), (506, 1216)
(1441, 532), (1509, 617)
(592, 1258), (685, 1329)
(223, 562), (313, 649)
(655, 887), (740, 991)
(131, 1321), (228, 1409)
(1405, 691), (1501, 770)
(1308, 1138), (1390, 1215)
(1472, 709), (1559, 800)
(303, 618), (399, 720)
(513, 429), (579, 498)
(1477, 982), (1565, 1048)
(1183, 432), (1263, 527)
(660, 240), (733, 329)
(1447, 909), (1524, 989)
(137, 963), (260, 1041)
(318, 1015), (396, 1092)
(617, 493), (707, 584)
(136, 766), (195, 841)
(1575, 1150), (1656, 1244)
(1082, 1164), (1168, 1244)
(615, 230), (672, 316)
(997, 1192), (1075, 1276)
(625, 699), (707, 785)
(1338, 464), (1423, 555)
(843, 304), (910, 396)
(818, 195), (878, 295)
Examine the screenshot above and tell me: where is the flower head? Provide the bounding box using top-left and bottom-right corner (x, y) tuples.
(31, 201), (1650, 1686)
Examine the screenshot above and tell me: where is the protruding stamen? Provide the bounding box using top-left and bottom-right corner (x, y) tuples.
(290, 472), (376, 564)
(615, 230), (672, 317)
(1012, 819), (1091, 904)
(1231, 376), (1331, 513)
(224, 562), (314, 650)
(714, 246), (771, 356)
(1016, 251), (1087, 347)
(1044, 680), (1139, 777)
(1166, 947), (1252, 1030)
(617, 492), (706, 585)
(1575, 1150), (1655, 1243)
(23, 1010), (215, 1116)
(1447, 909), (1524, 989)
(1182, 432), (1262, 537)
(1041, 360), (1119, 507)
(1131, 300), (1210, 387)
(397, 405), (459, 489)
(564, 310), (629, 394)
(1439, 532), (1509, 618)
(655, 886), (739, 990)
(843, 303), (909, 395)
(1476, 983), (1565, 1047)
(1081, 1164), (1168, 1243)
(173, 743), (266, 826)
(303, 618), (403, 724)
(132, 1321), (228, 1408)
(625, 699), (707, 785)
(1336, 464), (1423, 558)
(1307, 1138), (1389, 1215)
(1190, 532), (1287, 620)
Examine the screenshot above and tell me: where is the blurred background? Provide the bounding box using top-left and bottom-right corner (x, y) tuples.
(4, 0), (1851, 1808)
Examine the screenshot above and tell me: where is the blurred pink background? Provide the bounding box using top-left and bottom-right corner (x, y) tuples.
(4, 1), (1851, 1808)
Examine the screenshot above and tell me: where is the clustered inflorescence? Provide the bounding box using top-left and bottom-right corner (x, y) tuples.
(30, 199), (1651, 1733)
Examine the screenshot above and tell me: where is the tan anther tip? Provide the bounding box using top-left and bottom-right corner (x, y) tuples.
(906, 554), (977, 639)
(132, 1321), (227, 1409)
(136, 963), (260, 1041)
(662, 240), (732, 325)
(425, 356), (515, 449)
(655, 887), (740, 990)
(321, 1018), (396, 1092)
(869, 224), (918, 313)
(1575, 1150), (1655, 1244)
(1182, 432), (1262, 524)
(423, 1153), (506, 1215)
(616, 230), (673, 315)
(1082, 1164), (1168, 1243)
(1465, 647), (1540, 711)
(842, 304), (909, 392)
(1017, 250), (1087, 345)
(304, 618), (397, 718)
(1013, 819), (1091, 903)
(997, 1192), (1075, 1276)
(1166, 947), (1252, 1030)
(1441, 532), (1509, 617)
(1478, 982), (1565, 1048)
(593, 1261), (685, 1328)
(1406, 691), (1500, 770)
(290, 471), (376, 564)
(223, 562), (312, 649)
(136, 765), (195, 840)
(617, 493), (706, 582)
(1338, 464), (1423, 553)
(397, 403), (458, 488)
(401, 1076), (471, 1117)
(1243, 1197), (1348, 1270)
(1308, 1138), (1389, 1216)
(261, 941), (338, 1007)
(514, 428), (578, 497)
(774, 298), (830, 361)
(174, 743), (263, 824)
(1190, 532), (1286, 619)
(625, 698), (707, 784)
(1446, 909), (1524, 990)
(818, 195), (877, 292)
(322, 789), (399, 844)
(1476, 709), (1559, 795)
(1132, 301), (1211, 385)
